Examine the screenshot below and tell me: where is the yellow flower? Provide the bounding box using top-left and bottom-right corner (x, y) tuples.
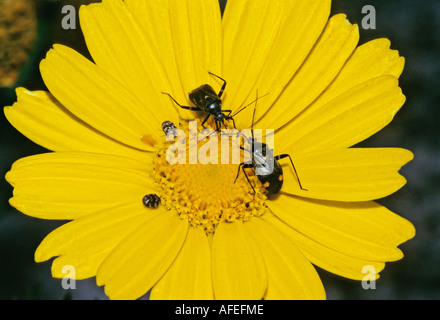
(4, 0), (415, 300)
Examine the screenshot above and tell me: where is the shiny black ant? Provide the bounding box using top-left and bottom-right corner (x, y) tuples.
(235, 92), (307, 196)
(162, 72), (238, 131)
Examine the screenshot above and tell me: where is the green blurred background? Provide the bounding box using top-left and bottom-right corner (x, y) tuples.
(0, 0), (438, 299)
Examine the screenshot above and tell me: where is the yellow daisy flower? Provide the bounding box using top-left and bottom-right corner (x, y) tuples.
(4, 0), (415, 300)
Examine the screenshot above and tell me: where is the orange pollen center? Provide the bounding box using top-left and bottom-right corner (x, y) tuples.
(151, 122), (268, 235)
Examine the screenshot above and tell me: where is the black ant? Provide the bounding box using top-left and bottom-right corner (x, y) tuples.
(235, 92), (307, 196)
(162, 72), (237, 131)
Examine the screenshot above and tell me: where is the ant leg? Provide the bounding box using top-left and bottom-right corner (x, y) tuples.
(228, 116), (237, 130)
(223, 111), (237, 129)
(218, 80), (227, 98)
(235, 163), (256, 195)
(234, 163), (243, 183)
(275, 154), (307, 191)
(180, 105), (202, 111)
(208, 72), (227, 98)
(242, 165), (256, 196)
(201, 114), (210, 129)
(162, 92), (201, 111)
(235, 162), (252, 182)
(220, 118), (226, 130)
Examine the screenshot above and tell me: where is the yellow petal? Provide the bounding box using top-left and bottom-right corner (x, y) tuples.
(211, 221), (267, 299)
(124, 0), (189, 119)
(96, 212), (188, 300)
(4, 88), (152, 160)
(35, 202), (158, 279)
(6, 152), (157, 220)
(276, 38), (405, 149)
(245, 216), (325, 299)
(277, 76), (406, 154)
(150, 226), (214, 300)
(79, 0), (179, 123)
(307, 38), (405, 108)
(281, 148), (413, 201)
(40, 45), (162, 151)
(262, 211), (384, 281)
(169, 0), (222, 108)
(233, 0), (331, 127)
(267, 194), (415, 262)
(257, 14), (359, 130)
(222, 0), (285, 120)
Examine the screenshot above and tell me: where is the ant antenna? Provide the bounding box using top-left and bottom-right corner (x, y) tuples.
(251, 89), (258, 138)
(183, 126), (219, 152)
(230, 92), (269, 119)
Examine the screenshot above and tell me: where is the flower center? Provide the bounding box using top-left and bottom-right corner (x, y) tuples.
(152, 122), (268, 235)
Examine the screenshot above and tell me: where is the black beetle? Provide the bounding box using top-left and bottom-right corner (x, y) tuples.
(235, 92), (307, 196)
(162, 72), (236, 131)
(142, 194), (161, 208)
